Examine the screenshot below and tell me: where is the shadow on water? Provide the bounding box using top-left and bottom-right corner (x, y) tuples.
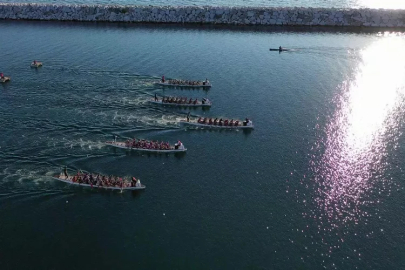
(1, 82), (11, 90)
(106, 147), (187, 159)
(69, 185), (146, 196)
(184, 126), (253, 136)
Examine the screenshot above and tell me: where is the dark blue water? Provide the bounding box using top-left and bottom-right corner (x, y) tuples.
(2, 0), (405, 9)
(1, 21), (405, 269)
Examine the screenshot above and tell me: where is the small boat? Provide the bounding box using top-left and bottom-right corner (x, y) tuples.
(105, 140), (187, 153)
(0, 76), (11, 83)
(269, 48), (291, 52)
(156, 80), (212, 88)
(180, 118), (254, 130)
(30, 61), (43, 68)
(51, 173), (145, 190)
(149, 97), (212, 107)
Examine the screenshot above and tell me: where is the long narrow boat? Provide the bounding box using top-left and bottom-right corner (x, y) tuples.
(148, 98), (212, 107)
(269, 48), (291, 52)
(0, 76), (11, 83)
(51, 174), (145, 190)
(105, 140), (187, 153)
(180, 119), (254, 129)
(156, 80), (212, 88)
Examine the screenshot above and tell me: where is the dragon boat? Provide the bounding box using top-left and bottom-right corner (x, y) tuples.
(51, 173), (145, 190)
(180, 113), (254, 129)
(156, 79), (212, 88)
(149, 97), (212, 107)
(180, 115), (254, 130)
(105, 140), (187, 153)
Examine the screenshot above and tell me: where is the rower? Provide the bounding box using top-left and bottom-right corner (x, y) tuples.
(193, 98), (197, 105)
(0, 73), (4, 79)
(243, 118), (249, 126)
(189, 98), (193, 104)
(279, 46), (282, 52)
(63, 166), (69, 178)
(186, 112), (190, 122)
(154, 93), (158, 101)
(162, 75), (165, 83)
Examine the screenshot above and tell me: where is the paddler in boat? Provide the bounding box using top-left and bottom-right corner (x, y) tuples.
(174, 140), (181, 149)
(161, 75), (165, 83)
(186, 112), (190, 122)
(63, 166), (69, 178)
(279, 46), (283, 52)
(154, 93), (158, 102)
(0, 73), (4, 79)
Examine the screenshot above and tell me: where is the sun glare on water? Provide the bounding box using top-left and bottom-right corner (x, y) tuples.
(358, 0), (405, 9)
(309, 33), (405, 231)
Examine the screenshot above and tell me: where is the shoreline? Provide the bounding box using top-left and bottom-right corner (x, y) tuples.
(1, 3), (405, 28)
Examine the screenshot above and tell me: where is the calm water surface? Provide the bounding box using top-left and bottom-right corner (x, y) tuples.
(0, 21), (405, 269)
(1, 0), (405, 9)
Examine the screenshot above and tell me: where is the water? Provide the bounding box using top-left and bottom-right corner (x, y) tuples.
(1, 21), (405, 269)
(1, 0), (405, 9)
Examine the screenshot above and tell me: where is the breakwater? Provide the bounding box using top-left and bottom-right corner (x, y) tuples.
(0, 3), (405, 27)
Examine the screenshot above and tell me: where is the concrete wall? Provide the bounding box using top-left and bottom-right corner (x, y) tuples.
(1, 3), (405, 27)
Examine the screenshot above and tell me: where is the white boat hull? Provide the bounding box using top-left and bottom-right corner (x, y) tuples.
(148, 99), (212, 107)
(156, 82), (212, 88)
(0, 77), (11, 83)
(31, 63), (43, 68)
(51, 175), (145, 190)
(180, 120), (254, 129)
(105, 141), (187, 153)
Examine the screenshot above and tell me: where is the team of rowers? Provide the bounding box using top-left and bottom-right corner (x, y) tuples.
(154, 94), (209, 105)
(161, 75), (210, 86)
(124, 138), (182, 150)
(195, 117), (250, 126)
(63, 169), (142, 188)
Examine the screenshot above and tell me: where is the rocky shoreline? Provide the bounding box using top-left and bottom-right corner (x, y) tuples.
(1, 3), (405, 27)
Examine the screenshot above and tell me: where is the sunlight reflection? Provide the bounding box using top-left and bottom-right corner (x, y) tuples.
(357, 0), (405, 9)
(311, 33), (405, 229)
